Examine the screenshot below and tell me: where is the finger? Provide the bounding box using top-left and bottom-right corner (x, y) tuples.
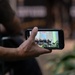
(39, 47), (52, 54)
(35, 45), (52, 54)
(28, 27), (38, 42)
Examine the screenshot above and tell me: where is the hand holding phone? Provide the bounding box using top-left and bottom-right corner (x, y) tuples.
(25, 29), (64, 50)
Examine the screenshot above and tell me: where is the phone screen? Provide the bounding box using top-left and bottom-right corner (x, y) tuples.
(30, 31), (59, 48)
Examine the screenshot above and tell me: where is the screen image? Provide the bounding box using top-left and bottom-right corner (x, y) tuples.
(30, 31), (59, 48)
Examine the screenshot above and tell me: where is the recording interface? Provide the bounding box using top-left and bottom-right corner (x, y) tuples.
(30, 31), (59, 48)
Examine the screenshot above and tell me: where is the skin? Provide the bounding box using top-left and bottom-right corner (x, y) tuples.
(0, 16), (52, 61)
(0, 1), (52, 74)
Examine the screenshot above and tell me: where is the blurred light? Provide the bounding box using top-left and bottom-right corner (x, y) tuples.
(70, 6), (75, 17)
(17, 6), (47, 18)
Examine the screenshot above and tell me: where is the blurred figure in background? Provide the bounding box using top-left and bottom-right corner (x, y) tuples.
(0, 0), (52, 75)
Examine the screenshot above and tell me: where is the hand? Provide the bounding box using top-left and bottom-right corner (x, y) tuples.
(17, 27), (52, 58)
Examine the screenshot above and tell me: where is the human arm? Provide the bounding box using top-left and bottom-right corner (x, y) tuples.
(0, 27), (52, 61)
(0, 1), (52, 61)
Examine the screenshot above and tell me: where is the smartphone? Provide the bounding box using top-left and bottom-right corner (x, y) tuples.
(25, 29), (64, 50)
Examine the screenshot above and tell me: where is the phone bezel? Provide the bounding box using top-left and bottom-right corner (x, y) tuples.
(25, 29), (64, 50)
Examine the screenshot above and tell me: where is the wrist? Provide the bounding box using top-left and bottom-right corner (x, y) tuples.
(17, 47), (24, 58)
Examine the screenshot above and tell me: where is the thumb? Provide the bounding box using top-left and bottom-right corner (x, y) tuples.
(28, 27), (38, 42)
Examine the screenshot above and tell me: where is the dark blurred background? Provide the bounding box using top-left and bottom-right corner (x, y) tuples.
(16, 0), (75, 40)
